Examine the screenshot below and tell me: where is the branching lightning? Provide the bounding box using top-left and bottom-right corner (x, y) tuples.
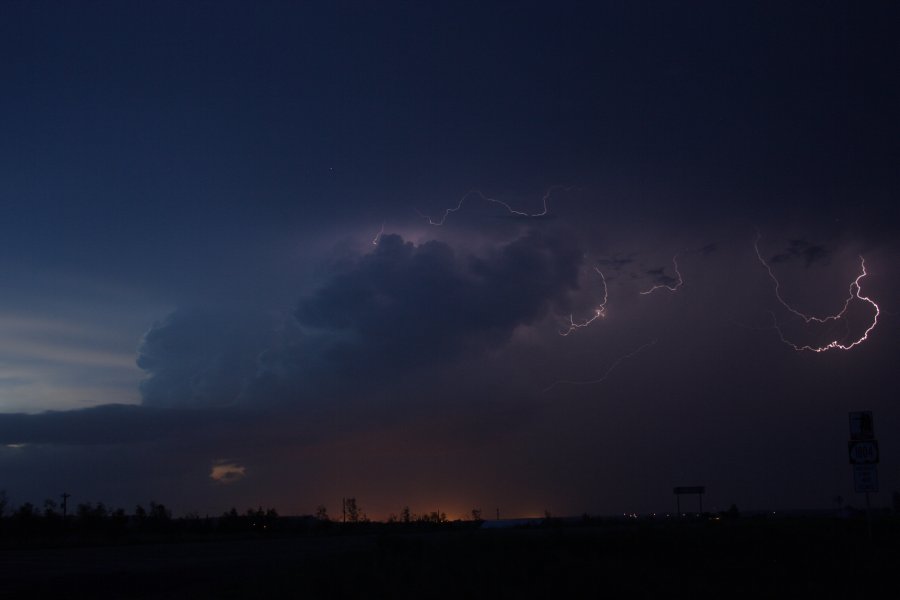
(542, 339), (658, 393)
(560, 267), (608, 336)
(417, 186), (576, 226)
(639, 255), (683, 295)
(754, 234), (880, 352)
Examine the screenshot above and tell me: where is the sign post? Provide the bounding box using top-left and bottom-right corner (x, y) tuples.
(848, 440), (879, 465)
(849, 411), (877, 542)
(673, 486), (705, 516)
(853, 465), (878, 493)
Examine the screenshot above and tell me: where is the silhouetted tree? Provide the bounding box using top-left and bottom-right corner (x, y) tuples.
(219, 507), (242, 532)
(149, 502), (171, 521)
(10, 502), (37, 536)
(110, 507), (127, 533)
(315, 505), (329, 521)
(252, 507), (278, 529)
(77, 502), (109, 523)
(419, 511), (445, 524)
(344, 498), (360, 523)
(145, 502), (172, 532)
(181, 510), (205, 533)
(12, 502), (36, 531)
(471, 508), (483, 522)
(401, 506), (411, 524)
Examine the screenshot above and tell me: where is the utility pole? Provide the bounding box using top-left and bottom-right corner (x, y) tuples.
(60, 492), (70, 520)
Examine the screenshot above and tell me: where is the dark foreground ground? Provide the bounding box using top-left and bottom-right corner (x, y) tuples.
(1, 517), (897, 598)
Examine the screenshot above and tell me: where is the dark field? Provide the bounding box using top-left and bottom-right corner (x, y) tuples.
(2, 518), (897, 598)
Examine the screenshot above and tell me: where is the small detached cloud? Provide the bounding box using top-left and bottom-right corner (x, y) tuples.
(210, 460), (246, 484)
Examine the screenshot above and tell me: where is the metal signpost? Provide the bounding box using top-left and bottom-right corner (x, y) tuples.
(848, 411), (878, 541)
(673, 486), (705, 516)
(853, 465), (879, 493)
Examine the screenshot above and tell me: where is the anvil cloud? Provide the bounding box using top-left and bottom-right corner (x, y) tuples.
(0, 1), (898, 518)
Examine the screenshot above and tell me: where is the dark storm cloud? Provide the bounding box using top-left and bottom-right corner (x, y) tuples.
(0, 230), (585, 453)
(2, 0), (898, 518)
(596, 254), (635, 272)
(643, 266), (678, 287)
(136, 309), (277, 409)
(0, 403), (241, 445)
(96, 230), (584, 413)
(769, 240), (830, 268)
(294, 231), (583, 372)
(698, 243), (718, 256)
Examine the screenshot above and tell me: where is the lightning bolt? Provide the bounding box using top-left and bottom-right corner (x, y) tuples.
(640, 255), (683, 295)
(372, 222), (385, 246)
(417, 186), (577, 226)
(542, 339), (658, 393)
(754, 234), (880, 352)
(560, 267), (608, 336)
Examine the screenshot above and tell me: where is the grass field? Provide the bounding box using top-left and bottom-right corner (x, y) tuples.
(1, 517), (897, 598)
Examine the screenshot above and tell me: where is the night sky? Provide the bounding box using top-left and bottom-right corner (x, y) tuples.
(1, 1), (898, 519)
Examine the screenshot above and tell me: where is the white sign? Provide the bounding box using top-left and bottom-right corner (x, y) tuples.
(854, 465), (879, 493)
(848, 440), (879, 464)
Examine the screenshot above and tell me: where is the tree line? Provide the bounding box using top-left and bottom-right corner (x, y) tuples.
(0, 490), (487, 544)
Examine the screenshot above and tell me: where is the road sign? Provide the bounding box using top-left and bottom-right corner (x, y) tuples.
(848, 440), (879, 464)
(849, 411), (875, 440)
(854, 465), (879, 493)
(673, 486), (705, 515)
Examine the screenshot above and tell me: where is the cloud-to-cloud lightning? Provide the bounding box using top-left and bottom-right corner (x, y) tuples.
(560, 267), (608, 336)
(754, 234), (880, 352)
(542, 339), (658, 393)
(417, 186), (576, 226)
(639, 255), (683, 295)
